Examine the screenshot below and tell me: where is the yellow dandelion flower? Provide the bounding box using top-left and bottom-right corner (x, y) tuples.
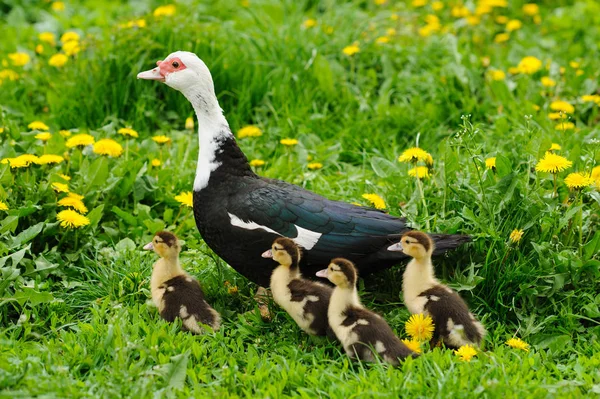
(425, 153), (434, 166)
(494, 33), (510, 43)
(0, 69), (19, 82)
(431, 1), (443, 11)
(581, 94), (600, 104)
(454, 345), (477, 361)
(401, 339), (422, 354)
(174, 191), (193, 208)
(517, 56), (542, 75)
(185, 117), (194, 130)
(375, 36), (390, 44)
(485, 157), (496, 170)
(93, 139), (123, 157)
(522, 3), (539, 16)
(398, 147), (430, 163)
(58, 196), (88, 214)
(118, 127), (139, 138)
(451, 5), (469, 18)
(508, 67), (520, 75)
(569, 61), (580, 69)
(28, 121), (50, 131)
(237, 126), (262, 138)
(505, 19), (522, 32)
(564, 173), (593, 189)
(488, 70), (506, 81)
(0, 201), (8, 211)
(58, 174), (71, 181)
(66, 133), (95, 148)
(60, 32), (80, 43)
(495, 15), (509, 24)
(57, 209), (90, 228)
(59, 129), (72, 137)
(51, 182), (69, 193)
(549, 143), (561, 151)
(37, 154), (64, 165)
(67, 192), (84, 200)
(8, 53), (30, 67)
(509, 229), (524, 243)
(550, 100), (574, 114)
(308, 162), (323, 170)
(120, 19), (146, 29)
(15, 154), (40, 166)
(39, 32), (56, 45)
(1, 158), (28, 168)
(555, 122), (575, 131)
(535, 152), (572, 174)
(408, 166), (430, 179)
(62, 41), (81, 56)
(153, 4), (176, 17)
(280, 138), (299, 146)
(541, 77), (556, 87)
(342, 43), (360, 56)
(548, 112), (567, 120)
(51, 1), (65, 11)
(362, 193), (386, 210)
(575, 69), (584, 76)
(0, 127), (4, 133)
(151, 159), (161, 167)
(250, 159), (265, 167)
(405, 313), (435, 342)
(35, 44), (44, 55)
(412, 0), (427, 7)
(152, 135), (171, 145)
(506, 337), (529, 352)
(302, 18), (317, 29)
(35, 132), (52, 142)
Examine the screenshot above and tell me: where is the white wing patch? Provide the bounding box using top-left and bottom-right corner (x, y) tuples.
(227, 213), (322, 250)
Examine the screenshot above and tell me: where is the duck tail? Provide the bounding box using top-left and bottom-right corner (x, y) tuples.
(429, 234), (472, 255)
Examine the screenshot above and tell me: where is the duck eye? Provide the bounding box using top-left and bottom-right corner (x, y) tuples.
(172, 61), (179, 68)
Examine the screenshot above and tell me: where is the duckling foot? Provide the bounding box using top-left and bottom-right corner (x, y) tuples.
(255, 286), (272, 322)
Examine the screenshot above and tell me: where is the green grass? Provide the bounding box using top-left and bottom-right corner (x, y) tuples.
(1, 0), (600, 397)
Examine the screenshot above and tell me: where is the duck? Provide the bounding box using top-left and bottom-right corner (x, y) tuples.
(388, 231), (485, 348)
(137, 51), (470, 286)
(261, 237), (332, 336)
(144, 231), (221, 333)
(316, 258), (417, 365)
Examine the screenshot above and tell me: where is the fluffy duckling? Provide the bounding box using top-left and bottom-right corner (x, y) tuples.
(316, 259), (417, 365)
(144, 231), (220, 333)
(388, 231), (485, 348)
(262, 237), (332, 336)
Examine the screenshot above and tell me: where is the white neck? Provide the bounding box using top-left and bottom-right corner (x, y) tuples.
(181, 84), (233, 192)
(151, 257), (185, 286)
(331, 286), (362, 308)
(403, 256), (438, 304)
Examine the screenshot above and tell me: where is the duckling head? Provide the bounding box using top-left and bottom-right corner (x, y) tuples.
(261, 237), (301, 269)
(316, 258), (357, 289)
(388, 231), (434, 261)
(143, 231), (181, 260)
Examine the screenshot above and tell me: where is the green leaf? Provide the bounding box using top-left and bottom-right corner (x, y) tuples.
(83, 156), (109, 192)
(111, 206), (137, 226)
(495, 154), (512, 177)
(0, 245), (30, 268)
(583, 231), (600, 260)
(13, 287), (55, 306)
(87, 204), (105, 231)
(143, 219), (165, 234)
(115, 237), (136, 252)
(10, 222), (44, 249)
(163, 352), (189, 391)
(0, 216), (19, 234)
(370, 156), (396, 178)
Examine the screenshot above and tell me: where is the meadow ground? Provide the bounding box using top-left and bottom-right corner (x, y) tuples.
(1, 0), (600, 397)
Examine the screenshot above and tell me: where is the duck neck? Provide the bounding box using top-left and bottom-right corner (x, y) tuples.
(152, 256), (184, 285)
(403, 256), (438, 301)
(181, 84), (254, 193)
(332, 285), (361, 308)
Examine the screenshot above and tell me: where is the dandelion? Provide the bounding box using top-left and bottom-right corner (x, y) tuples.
(153, 4), (176, 17)
(375, 36), (390, 44)
(517, 56), (542, 74)
(555, 122), (575, 131)
(506, 19), (522, 32)
(250, 159), (265, 167)
(35, 44), (44, 54)
(51, 1), (65, 11)
(494, 33), (510, 43)
(0, 201), (8, 211)
(549, 143), (561, 151)
(575, 69), (584, 76)
(302, 19), (317, 29)
(485, 157), (496, 170)
(280, 138), (298, 146)
(58, 174), (71, 181)
(51, 182), (69, 193)
(174, 192), (193, 208)
(185, 117), (194, 130)
(541, 77), (556, 87)
(401, 339), (422, 354)
(408, 166), (430, 179)
(506, 337), (529, 352)
(581, 95), (600, 104)
(564, 173), (593, 189)
(8, 53), (30, 67)
(60, 32), (80, 43)
(151, 159), (161, 167)
(398, 147), (430, 163)
(152, 135), (171, 145)
(522, 3), (539, 16)
(488, 70), (506, 80)
(35, 132), (52, 142)
(39, 32), (56, 45)
(120, 19), (146, 29)
(0, 69), (19, 82)
(509, 229), (524, 243)
(495, 15), (509, 24)
(454, 345), (477, 362)
(58, 196), (88, 214)
(237, 126), (262, 138)
(67, 192), (84, 200)
(412, 0), (427, 7)
(62, 41), (81, 56)
(405, 313), (435, 342)
(451, 5), (469, 18)
(431, 1), (443, 11)
(57, 209), (90, 228)
(550, 100), (574, 114)
(37, 154), (64, 165)
(342, 43), (360, 56)
(425, 153), (434, 166)
(308, 162), (323, 170)
(118, 127), (139, 138)
(93, 139), (123, 157)
(1, 158), (28, 168)
(59, 130), (72, 137)
(12, 154), (40, 166)
(362, 193), (386, 210)
(28, 121), (50, 131)
(535, 152), (572, 174)
(591, 166), (600, 188)
(66, 133), (95, 148)
(548, 112), (567, 120)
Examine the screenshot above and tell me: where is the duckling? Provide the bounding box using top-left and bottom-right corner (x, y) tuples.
(262, 237), (332, 336)
(388, 231), (485, 348)
(316, 258), (417, 365)
(144, 231), (220, 333)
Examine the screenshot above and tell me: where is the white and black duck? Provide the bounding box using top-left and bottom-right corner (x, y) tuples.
(138, 51), (470, 286)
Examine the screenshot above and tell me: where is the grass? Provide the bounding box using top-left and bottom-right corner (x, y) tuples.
(1, 0), (600, 397)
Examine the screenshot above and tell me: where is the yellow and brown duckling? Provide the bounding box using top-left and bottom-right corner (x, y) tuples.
(316, 259), (418, 365)
(144, 231), (220, 333)
(262, 237), (332, 336)
(388, 231), (485, 349)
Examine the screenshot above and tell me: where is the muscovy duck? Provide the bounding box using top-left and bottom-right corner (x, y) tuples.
(137, 51), (469, 286)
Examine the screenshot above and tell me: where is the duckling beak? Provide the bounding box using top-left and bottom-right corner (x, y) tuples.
(143, 242), (154, 250)
(387, 242), (403, 252)
(315, 269), (328, 278)
(261, 249), (273, 258)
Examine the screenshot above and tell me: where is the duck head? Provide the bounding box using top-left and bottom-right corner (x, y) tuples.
(388, 231), (434, 261)
(316, 258), (357, 289)
(262, 237), (301, 269)
(144, 231), (181, 260)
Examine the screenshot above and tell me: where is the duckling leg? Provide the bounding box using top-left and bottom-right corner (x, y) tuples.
(254, 286), (272, 322)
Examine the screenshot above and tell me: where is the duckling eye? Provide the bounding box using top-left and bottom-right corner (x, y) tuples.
(172, 61), (179, 68)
